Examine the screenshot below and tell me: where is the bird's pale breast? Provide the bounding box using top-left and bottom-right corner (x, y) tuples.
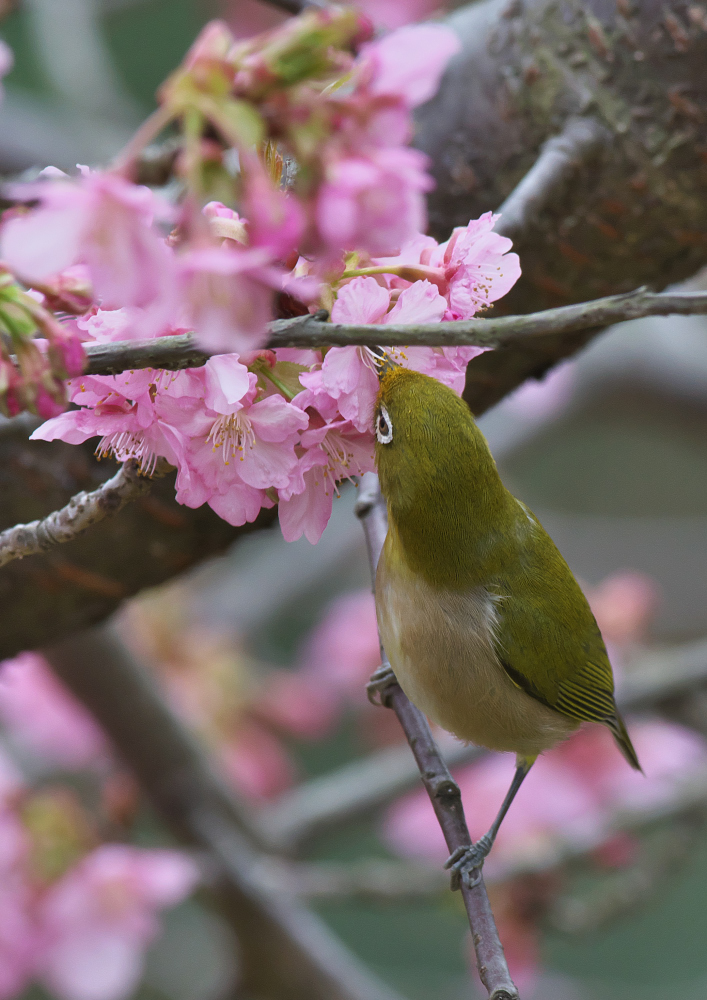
(375, 549), (578, 756)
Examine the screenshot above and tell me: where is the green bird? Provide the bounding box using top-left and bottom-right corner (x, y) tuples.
(373, 365), (640, 887)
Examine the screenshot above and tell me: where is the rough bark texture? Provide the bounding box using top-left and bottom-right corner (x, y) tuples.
(417, 0), (707, 313)
(0, 419), (276, 660)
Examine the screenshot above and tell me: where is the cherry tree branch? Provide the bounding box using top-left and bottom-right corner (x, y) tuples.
(354, 472), (519, 1000)
(0, 458), (170, 568)
(494, 117), (609, 240)
(81, 289), (707, 378)
(44, 624), (409, 1000)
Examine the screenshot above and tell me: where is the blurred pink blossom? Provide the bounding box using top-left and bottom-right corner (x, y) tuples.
(0, 873), (35, 1000)
(298, 590), (381, 705)
(37, 845), (199, 1000)
(359, 22), (460, 107)
(219, 720), (298, 800)
(178, 245), (275, 354)
(0, 654), (108, 769)
(317, 148), (432, 258)
(586, 571), (661, 646)
(243, 162), (306, 259)
(1, 171), (176, 337)
(383, 719), (707, 879)
(254, 670), (339, 739)
(504, 361), (577, 422)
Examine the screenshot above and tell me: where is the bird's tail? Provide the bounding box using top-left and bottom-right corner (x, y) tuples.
(607, 711), (642, 772)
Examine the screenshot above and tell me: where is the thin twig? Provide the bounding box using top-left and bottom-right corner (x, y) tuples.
(355, 472), (519, 1000)
(81, 289), (707, 377)
(0, 458), (169, 568)
(44, 625), (409, 1000)
(494, 118), (609, 240)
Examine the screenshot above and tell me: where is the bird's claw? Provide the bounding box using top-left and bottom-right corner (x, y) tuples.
(366, 665), (397, 706)
(444, 835), (493, 891)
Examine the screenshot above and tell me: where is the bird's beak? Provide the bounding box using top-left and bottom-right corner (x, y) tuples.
(369, 346), (400, 380)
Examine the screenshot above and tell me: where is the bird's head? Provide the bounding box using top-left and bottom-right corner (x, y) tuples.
(373, 365), (508, 584)
(374, 365), (489, 511)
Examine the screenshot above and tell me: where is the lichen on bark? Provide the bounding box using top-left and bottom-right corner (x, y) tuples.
(417, 0), (707, 313)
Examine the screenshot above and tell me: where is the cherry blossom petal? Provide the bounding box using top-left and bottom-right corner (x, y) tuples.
(362, 23), (461, 107)
(331, 277), (390, 325)
(385, 279), (446, 324)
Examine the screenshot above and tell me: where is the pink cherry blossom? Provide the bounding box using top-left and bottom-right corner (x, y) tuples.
(384, 718), (707, 880)
(429, 212), (521, 318)
(75, 308), (137, 343)
(37, 845), (199, 1000)
(35, 264), (93, 316)
(0, 653), (108, 769)
(219, 720), (298, 800)
(298, 590), (381, 704)
(172, 355), (308, 525)
(178, 245), (275, 354)
(0, 872), (35, 1000)
(332, 276), (390, 325)
(316, 147), (432, 258)
(359, 23), (461, 108)
(243, 160), (306, 259)
(30, 369), (190, 476)
(278, 418), (375, 543)
(385, 278), (446, 324)
(318, 277), (458, 431)
(1, 172), (176, 337)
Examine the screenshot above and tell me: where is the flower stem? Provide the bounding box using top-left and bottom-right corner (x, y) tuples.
(112, 104), (175, 179)
(252, 360), (297, 400)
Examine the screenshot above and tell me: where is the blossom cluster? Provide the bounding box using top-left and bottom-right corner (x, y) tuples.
(1, 14), (461, 357)
(0, 11), (525, 540)
(33, 206), (519, 542)
(0, 653), (198, 1000)
(28, 209), (519, 542)
(0, 11), (524, 540)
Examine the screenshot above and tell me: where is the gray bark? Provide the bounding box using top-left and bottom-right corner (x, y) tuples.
(417, 0), (707, 313)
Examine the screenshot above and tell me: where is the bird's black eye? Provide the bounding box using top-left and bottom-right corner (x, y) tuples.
(376, 404), (393, 444)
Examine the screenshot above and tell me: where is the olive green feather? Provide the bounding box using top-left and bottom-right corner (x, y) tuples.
(376, 367), (641, 771)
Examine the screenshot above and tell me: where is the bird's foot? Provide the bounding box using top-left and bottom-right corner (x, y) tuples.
(366, 665), (397, 706)
(444, 835), (493, 891)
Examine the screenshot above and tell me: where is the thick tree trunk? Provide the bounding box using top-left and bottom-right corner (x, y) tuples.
(417, 0), (707, 313)
(0, 420), (275, 659)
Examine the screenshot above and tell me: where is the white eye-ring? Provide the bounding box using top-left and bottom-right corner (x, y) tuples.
(376, 404), (393, 444)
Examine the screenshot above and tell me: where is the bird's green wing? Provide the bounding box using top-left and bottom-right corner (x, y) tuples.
(489, 507), (640, 769)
